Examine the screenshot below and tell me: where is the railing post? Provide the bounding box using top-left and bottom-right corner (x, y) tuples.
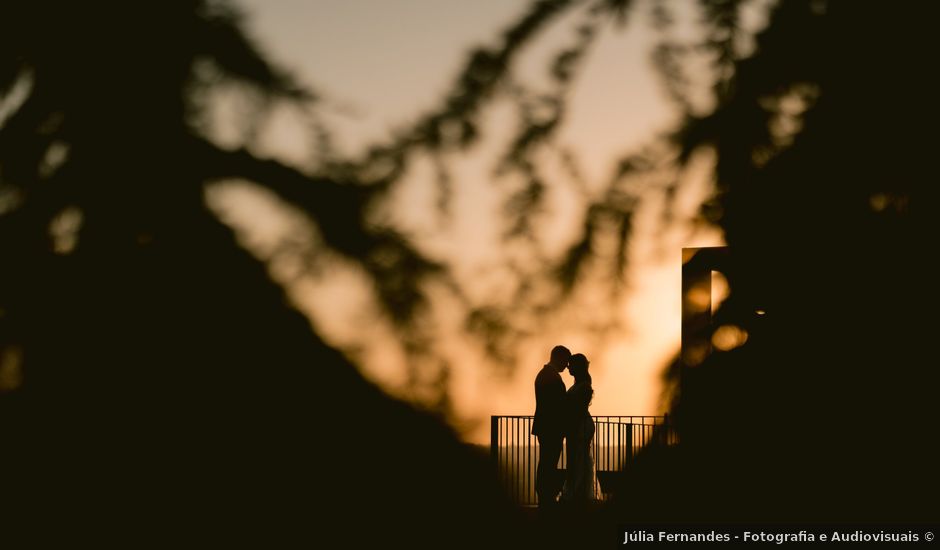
(490, 415), (498, 467)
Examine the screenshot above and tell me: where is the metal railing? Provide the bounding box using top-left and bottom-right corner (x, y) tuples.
(490, 415), (676, 506)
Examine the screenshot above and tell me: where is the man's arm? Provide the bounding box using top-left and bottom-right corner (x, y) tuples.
(546, 376), (566, 421)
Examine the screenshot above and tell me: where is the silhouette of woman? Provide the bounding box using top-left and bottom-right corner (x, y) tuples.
(561, 353), (596, 505)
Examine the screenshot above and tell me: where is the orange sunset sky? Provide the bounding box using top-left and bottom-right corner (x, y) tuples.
(206, 0), (771, 443)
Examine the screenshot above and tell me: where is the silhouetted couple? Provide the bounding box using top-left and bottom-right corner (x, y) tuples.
(531, 345), (596, 511)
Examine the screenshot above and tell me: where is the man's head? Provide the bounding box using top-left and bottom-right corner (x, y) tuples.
(548, 345), (571, 372)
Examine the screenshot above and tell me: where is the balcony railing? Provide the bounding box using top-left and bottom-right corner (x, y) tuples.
(490, 415), (676, 506)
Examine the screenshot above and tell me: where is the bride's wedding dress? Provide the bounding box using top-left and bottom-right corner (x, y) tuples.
(561, 380), (597, 503)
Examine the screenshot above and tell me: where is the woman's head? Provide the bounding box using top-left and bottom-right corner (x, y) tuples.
(568, 353), (590, 382)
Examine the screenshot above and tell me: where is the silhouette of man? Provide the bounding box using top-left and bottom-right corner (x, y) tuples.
(531, 345), (570, 510)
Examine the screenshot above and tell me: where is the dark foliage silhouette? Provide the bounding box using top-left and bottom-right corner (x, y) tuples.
(3, 0), (938, 545)
(616, 0), (939, 523)
(0, 1), (520, 545)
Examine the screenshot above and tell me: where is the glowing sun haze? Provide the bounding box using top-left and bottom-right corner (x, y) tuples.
(221, 0), (731, 443)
